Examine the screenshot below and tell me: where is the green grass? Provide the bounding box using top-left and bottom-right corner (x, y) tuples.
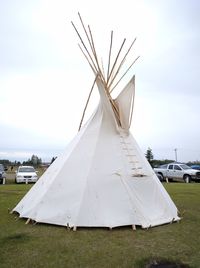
(0, 183), (200, 268)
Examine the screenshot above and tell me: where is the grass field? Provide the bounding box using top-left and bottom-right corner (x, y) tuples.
(0, 182), (200, 268)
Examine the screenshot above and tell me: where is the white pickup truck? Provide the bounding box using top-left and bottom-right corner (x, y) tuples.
(154, 163), (200, 183)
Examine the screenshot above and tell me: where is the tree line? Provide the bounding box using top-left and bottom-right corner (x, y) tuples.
(0, 155), (57, 168)
(0, 149), (199, 169)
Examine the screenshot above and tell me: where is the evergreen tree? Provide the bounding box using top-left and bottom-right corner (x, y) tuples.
(23, 155), (42, 167)
(145, 147), (154, 166)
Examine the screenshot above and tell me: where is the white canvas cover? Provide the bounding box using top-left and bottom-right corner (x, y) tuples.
(13, 77), (180, 228)
(115, 76), (135, 130)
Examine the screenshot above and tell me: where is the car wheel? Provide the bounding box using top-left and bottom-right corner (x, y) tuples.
(159, 173), (164, 181)
(184, 175), (191, 183)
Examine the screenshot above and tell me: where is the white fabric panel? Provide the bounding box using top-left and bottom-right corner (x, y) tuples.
(115, 76), (135, 130)
(13, 77), (179, 228)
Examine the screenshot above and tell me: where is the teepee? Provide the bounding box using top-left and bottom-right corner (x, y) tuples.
(13, 14), (180, 229)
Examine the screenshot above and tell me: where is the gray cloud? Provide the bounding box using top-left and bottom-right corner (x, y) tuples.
(0, 0), (200, 162)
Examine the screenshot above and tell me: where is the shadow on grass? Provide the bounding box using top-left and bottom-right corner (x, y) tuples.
(2, 233), (30, 244)
(136, 257), (191, 268)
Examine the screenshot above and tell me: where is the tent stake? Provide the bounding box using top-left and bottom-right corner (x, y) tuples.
(8, 208), (12, 214)
(25, 218), (31, 225)
(15, 216), (19, 221)
(66, 223), (70, 230)
(132, 225), (136, 230)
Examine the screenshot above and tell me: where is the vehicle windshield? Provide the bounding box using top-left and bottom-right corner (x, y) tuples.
(179, 164), (191, 170)
(159, 164), (168, 169)
(18, 167), (35, 172)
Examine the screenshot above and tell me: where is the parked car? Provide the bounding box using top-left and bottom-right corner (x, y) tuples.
(190, 165), (200, 170)
(15, 166), (38, 184)
(0, 164), (6, 184)
(154, 163), (200, 183)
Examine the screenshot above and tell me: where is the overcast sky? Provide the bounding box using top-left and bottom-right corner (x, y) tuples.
(0, 0), (200, 163)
